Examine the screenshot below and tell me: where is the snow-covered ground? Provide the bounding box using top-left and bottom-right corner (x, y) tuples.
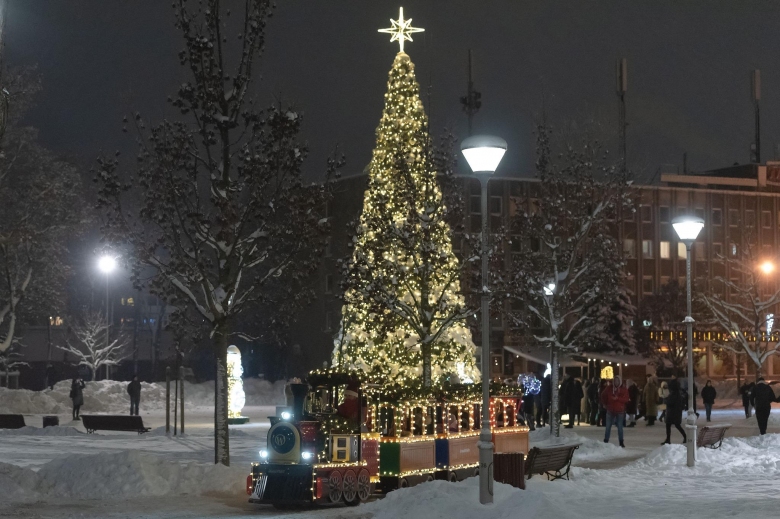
(1, 387), (779, 518)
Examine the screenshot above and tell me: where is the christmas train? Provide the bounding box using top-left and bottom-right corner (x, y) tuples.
(246, 371), (529, 507)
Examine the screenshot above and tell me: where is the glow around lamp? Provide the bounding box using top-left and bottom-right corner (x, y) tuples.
(461, 135), (508, 174)
(98, 255), (117, 274)
(226, 345), (249, 424)
(671, 215), (704, 245)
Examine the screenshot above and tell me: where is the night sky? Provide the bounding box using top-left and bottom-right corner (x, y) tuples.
(6, 0), (780, 181)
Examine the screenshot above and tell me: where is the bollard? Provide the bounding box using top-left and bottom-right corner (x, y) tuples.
(173, 374), (178, 436)
(179, 366), (185, 435)
(165, 367), (171, 434)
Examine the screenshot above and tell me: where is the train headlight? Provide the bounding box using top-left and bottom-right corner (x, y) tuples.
(259, 449), (268, 459)
(281, 411), (292, 421)
(301, 451), (313, 461)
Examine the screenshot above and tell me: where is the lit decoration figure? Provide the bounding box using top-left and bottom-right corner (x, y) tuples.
(333, 8), (478, 387)
(600, 365), (614, 380)
(518, 373), (541, 395)
(378, 7), (424, 53)
(227, 345), (248, 423)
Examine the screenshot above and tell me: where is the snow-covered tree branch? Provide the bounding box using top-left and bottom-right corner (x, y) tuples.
(57, 312), (130, 381)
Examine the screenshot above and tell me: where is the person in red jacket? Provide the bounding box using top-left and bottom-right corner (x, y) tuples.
(601, 375), (630, 448)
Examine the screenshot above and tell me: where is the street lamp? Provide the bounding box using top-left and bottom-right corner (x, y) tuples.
(98, 255), (117, 379)
(671, 215), (704, 467)
(461, 134), (507, 505)
(759, 260), (775, 275)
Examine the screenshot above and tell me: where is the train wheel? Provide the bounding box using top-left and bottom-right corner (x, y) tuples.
(342, 470), (358, 504)
(356, 469), (372, 502)
(448, 472), (458, 483)
(399, 478), (409, 489)
(426, 475), (434, 482)
(328, 470), (343, 503)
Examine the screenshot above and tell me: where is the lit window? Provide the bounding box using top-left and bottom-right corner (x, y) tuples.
(678, 242), (687, 259)
(127, 297), (134, 306)
(642, 240), (654, 259)
(660, 241), (670, 259)
(730, 242), (738, 257)
(49, 316), (64, 326)
(623, 239), (636, 259)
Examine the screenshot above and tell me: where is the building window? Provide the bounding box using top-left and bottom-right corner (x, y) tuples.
(762, 211), (772, 228)
(642, 276), (654, 294)
(712, 208), (723, 226)
(729, 209), (739, 227)
(325, 274), (334, 294)
(660, 276), (671, 287)
(510, 236), (521, 254)
(659, 206), (670, 223)
(641, 205), (652, 223)
(745, 210), (756, 227)
(694, 242), (705, 260)
(677, 242), (688, 259)
(660, 241), (671, 259)
(642, 240), (654, 259)
(713, 242), (723, 257)
(324, 236), (332, 257)
(730, 242), (738, 257)
(623, 239), (636, 259)
(694, 208), (705, 220)
(490, 196), (502, 215)
(470, 195), (481, 214)
(49, 316), (64, 326)
(324, 200), (332, 218)
(624, 207), (635, 222)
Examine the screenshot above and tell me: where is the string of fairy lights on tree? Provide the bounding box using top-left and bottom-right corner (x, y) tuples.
(333, 8), (479, 388)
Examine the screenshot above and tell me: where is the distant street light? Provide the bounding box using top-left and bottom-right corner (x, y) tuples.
(760, 261), (775, 275)
(672, 215), (704, 468)
(461, 134), (507, 506)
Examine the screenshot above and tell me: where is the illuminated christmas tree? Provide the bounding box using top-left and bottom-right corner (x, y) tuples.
(333, 9), (479, 387)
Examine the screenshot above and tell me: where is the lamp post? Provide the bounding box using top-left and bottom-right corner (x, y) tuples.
(671, 215), (704, 467)
(461, 134), (507, 505)
(98, 255), (117, 380)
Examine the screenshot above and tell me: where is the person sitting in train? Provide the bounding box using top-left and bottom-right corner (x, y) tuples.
(448, 411), (459, 432)
(337, 382), (360, 429)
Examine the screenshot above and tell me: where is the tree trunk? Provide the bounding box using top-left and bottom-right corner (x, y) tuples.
(214, 322), (230, 466)
(422, 343), (432, 388)
(550, 347), (560, 438)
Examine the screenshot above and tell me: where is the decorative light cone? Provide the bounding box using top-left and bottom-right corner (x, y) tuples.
(226, 345), (249, 424)
(461, 135), (508, 173)
(671, 215), (704, 244)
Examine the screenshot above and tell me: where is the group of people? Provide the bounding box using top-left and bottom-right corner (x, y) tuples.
(520, 371), (778, 445)
(68, 374), (143, 420)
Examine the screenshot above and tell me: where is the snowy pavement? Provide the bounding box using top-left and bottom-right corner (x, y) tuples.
(1, 395), (780, 518)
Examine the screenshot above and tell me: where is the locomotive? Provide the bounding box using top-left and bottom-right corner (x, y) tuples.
(246, 371), (529, 507)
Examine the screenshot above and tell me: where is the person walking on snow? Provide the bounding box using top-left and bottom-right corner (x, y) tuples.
(564, 376), (584, 428)
(740, 382), (754, 419)
(70, 376), (85, 421)
(601, 375), (629, 448)
(751, 377), (778, 435)
(625, 379), (639, 427)
(587, 377), (600, 425)
(642, 374), (658, 426)
(661, 378), (686, 445)
(701, 380), (717, 422)
(658, 381), (670, 422)
(127, 375), (142, 416)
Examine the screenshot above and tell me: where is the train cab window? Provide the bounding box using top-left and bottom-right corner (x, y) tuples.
(506, 404), (515, 427)
(448, 406), (459, 432)
(495, 402), (505, 428)
(460, 407), (470, 431)
(425, 407), (435, 435)
(473, 404), (481, 429)
(412, 407), (424, 436)
(380, 406), (395, 436)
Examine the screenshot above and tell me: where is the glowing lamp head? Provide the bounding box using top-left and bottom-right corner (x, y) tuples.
(461, 135), (507, 174)
(301, 451), (313, 461)
(259, 449), (268, 459)
(671, 215), (704, 245)
(760, 261), (775, 275)
(280, 411), (292, 421)
(543, 283), (555, 296)
(98, 255), (117, 274)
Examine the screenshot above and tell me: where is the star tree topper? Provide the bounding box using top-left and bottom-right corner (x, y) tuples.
(378, 7), (424, 53)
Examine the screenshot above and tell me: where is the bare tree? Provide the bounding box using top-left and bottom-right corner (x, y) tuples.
(96, 1), (338, 465)
(501, 117), (632, 437)
(700, 238), (780, 381)
(57, 312), (130, 381)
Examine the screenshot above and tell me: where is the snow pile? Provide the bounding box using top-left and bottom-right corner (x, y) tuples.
(0, 426), (84, 437)
(2, 451), (246, 502)
(529, 428), (635, 465)
(0, 377), (287, 415)
(362, 477), (568, 519)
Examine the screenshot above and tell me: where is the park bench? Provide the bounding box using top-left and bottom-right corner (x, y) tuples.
(524, 443), (581, 481)
(81, 415), (151, 434)
(0, 414), (25, 429)
(697, 424), (731, 450)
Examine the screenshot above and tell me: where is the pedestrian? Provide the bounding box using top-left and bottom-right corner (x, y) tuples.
(581, 379), (591, 424)
(564, 376), (584, 428)
(521, 388), (536, 431)
(625, 379), (639, 427)
(127, 375), (142, 416)
(601, 375), (629, 447)
(558, 373), (572, 425)
(661, 378), (687, 445)
(740, 382), (754, 419)
(701, 380), (717, 422)
(70, 376), (85, 421)
(658, 381), (669, 422)
(598, 379), (608, 426)
(642, 374), (658, 426)
(750, 377), (778, 435)
(45, 364), (57, 391)
(587, 377), (600, 425)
